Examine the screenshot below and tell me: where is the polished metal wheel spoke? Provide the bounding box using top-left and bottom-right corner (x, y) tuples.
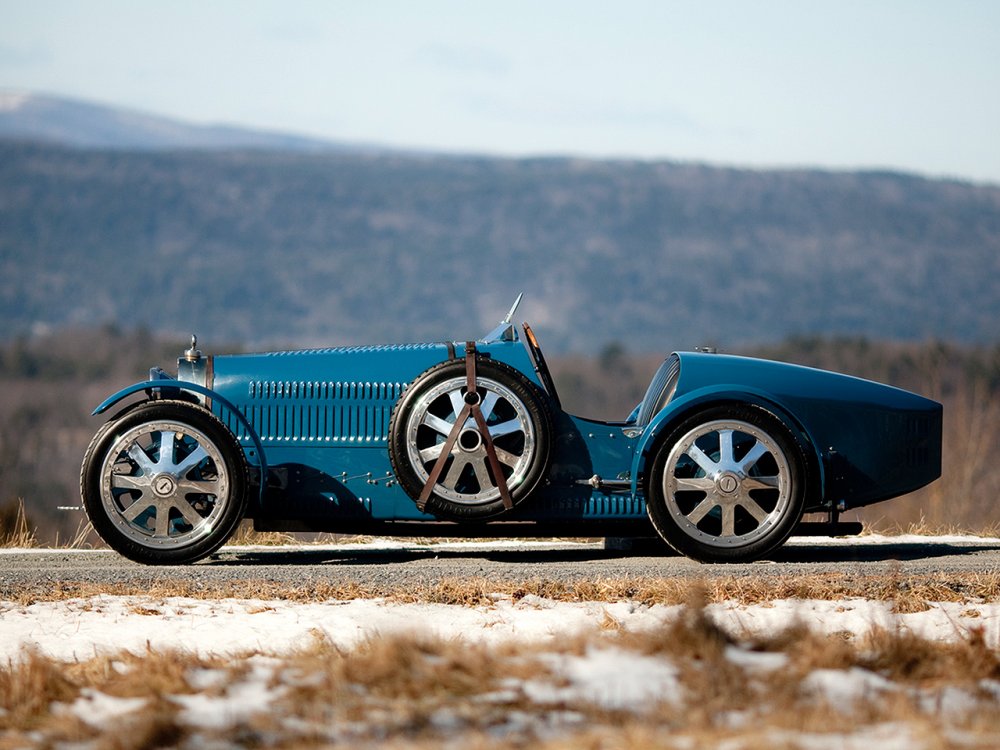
(173, 445), (209, 477)
(488, 419), (522, 439)
(419, 443), (446, 463)
(176, 478), (222, 496)
(172, 498), (205, 526)
(686, 497), (718, 524)
(743, 475), (779, 490)
(739, 440), (768, 473)
(111, 473), (152, 493)
(740, 495), (770, 523)
(442, 456), (468, 489)
(470, 456), (492, 490)
(718, 429), (735, 465)
(448, 390), (465, 419)
(156, 431), (176, 466)
(674, 477), (715, 492)
(127, 444), (157, 475)
(480, 392), (499, 421)
(720, 505), (736, 536)
(686, 443), (718, 475)
(123, 499), (153, 522)
(422, 412), (455, 437)
(494, 446), (519, 468)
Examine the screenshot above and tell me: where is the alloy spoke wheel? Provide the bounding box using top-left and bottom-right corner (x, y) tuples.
(99, 420), (231, 549)
(662, 419), (792, 548)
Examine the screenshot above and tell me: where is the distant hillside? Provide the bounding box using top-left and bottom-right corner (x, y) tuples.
(0, 90), (372, 152)
(1, 139), (998, 351)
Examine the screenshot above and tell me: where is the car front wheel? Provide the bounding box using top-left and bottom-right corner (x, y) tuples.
(80, 401), (249, 565)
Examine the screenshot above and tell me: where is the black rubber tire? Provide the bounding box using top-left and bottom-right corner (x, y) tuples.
(646, 404), (808, 563)
(388, 358), (552, 519)
(80, 400), (249, 565)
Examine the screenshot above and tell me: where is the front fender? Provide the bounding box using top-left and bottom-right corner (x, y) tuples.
(93, 380), (268, 507)
(629, 385), (825, 500)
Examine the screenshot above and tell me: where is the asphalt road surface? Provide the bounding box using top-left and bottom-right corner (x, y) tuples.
(2, 537), (1000, 596)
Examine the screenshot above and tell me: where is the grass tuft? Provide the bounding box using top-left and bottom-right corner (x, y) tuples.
(227, 520), (298, 547)
(0, 647), (78, 730)
(0, 498), (37, 548)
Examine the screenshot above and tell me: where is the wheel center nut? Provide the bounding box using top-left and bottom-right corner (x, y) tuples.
(717, 473), (739, 494)
(152, 473), (177, 497)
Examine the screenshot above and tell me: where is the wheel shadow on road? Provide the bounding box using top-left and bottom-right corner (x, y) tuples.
(208, 538), (1000, 566)
(768, 539), (1000, 563)
(210, 545), (635, 566)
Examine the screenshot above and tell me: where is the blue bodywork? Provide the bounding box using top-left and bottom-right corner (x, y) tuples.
(94, 323), (942, 535)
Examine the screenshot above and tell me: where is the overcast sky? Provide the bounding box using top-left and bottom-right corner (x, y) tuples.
(2, 0), (998, 183)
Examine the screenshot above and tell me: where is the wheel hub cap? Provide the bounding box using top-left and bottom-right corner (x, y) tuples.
(152, 473), (178, 498)
(458, 428), (483, 452)
(716, 472), (740, 495)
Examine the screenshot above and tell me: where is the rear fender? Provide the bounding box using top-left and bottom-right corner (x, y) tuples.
(630, 387), (825, 502)
(92, 380), (268, 507)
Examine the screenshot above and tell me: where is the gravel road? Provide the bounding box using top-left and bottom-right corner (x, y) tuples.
(2, 537), (1000, 596)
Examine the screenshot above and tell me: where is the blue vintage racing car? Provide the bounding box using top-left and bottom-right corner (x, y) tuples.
(81, 296), (942, 565)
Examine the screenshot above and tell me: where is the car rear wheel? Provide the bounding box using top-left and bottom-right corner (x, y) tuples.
(389, 359), (551, 519)
(646, 404), (806, 562)
(81, 401), (249, 565)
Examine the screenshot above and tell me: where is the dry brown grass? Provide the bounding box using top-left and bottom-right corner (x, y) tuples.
(6, 570), (1000, 609)
(227, 520), (299, 547)
(0, 648), (76, 729)
(0, 498), (36, 548)
(861, 625), (1000, 686)
(862, 515), (1000, 539)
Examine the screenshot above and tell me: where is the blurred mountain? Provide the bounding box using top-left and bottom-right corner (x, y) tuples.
(1, 94), (998, 352)
(0, 90), (372, 152)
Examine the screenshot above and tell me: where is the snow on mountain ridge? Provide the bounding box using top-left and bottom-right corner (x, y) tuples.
(0, 90), (31, 111)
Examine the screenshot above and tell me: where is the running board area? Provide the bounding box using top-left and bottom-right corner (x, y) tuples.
(792, 521), (864, 537)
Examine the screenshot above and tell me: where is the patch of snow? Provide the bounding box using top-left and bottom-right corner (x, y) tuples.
(186, 667), (229, 691)
(0, 547), (95, 555)
(724, 645), (789, 672)
(57, 689), (147, 727)
(787, 533), (1000, 546)
(773, 722), (923, 750)
(801, 667), (896, 706)
(0, 91), (30, 112)
(222, 537), (602, 554)
(710, 599), (1000, 646)
(523, 647), (682, 710)
(172, 656), (285, 729)
(918, 685), (979, 715)
(3, 594), (1000, 664)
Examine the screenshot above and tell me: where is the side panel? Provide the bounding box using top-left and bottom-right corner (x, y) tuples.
(510, 413), (644, 521)
(211, 343), (450, 523)
(208, 340), (645, 525)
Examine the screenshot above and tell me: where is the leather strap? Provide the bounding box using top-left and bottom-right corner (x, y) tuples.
(417, 402), (470, 511)
(417, 342), (514, 512)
